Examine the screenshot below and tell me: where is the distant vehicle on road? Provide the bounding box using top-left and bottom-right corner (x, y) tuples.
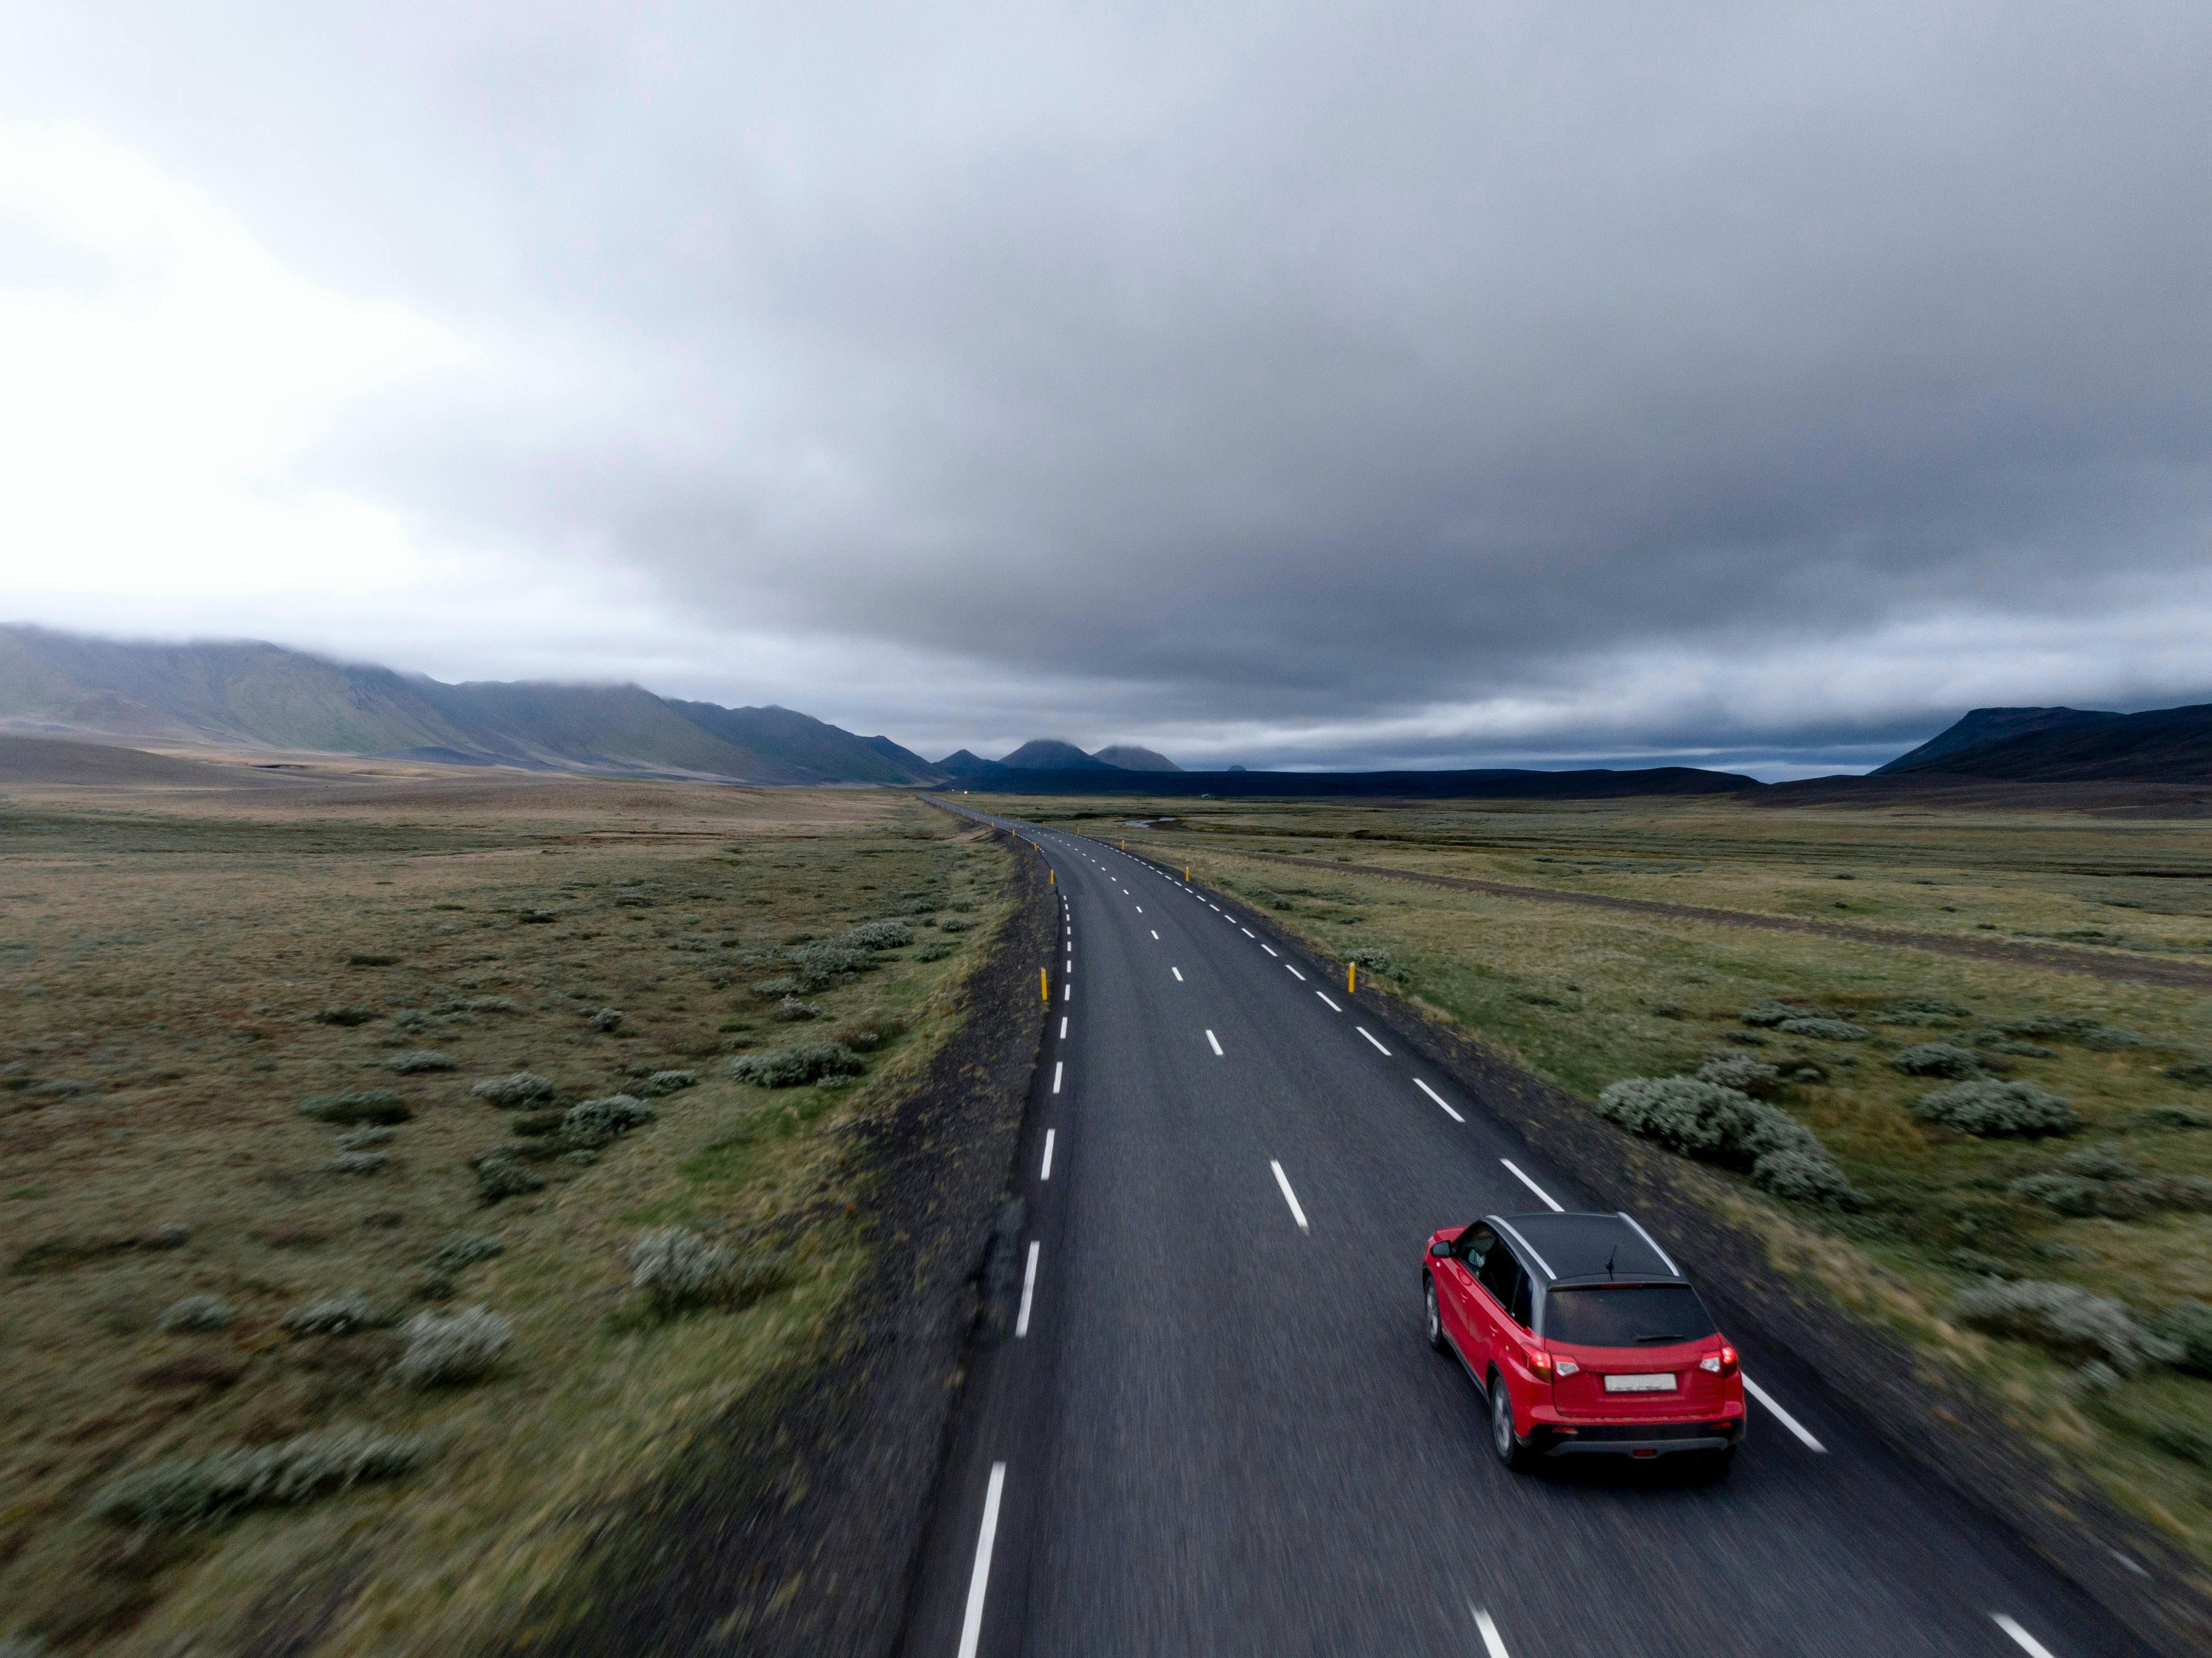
(1423, 1210), (1744, 1467)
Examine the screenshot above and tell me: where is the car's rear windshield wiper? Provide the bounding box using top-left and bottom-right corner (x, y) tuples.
(1633, 1333), (1695, 1344)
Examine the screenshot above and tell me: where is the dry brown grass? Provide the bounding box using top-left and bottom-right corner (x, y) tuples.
(0, 753), (1009, 1654)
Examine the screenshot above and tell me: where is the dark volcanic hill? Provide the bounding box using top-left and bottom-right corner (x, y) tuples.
(997, 738), (1115, 770)
(1876, 703), (2212, 782)
(945, 765), (1759, 800)
(1091, 744), (1181, 771)
(0, 625), (944, 786)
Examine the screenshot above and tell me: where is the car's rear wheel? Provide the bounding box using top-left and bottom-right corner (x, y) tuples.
(1488, 1372), (1530, 1471)
(1424, 1276), (1448, 1353)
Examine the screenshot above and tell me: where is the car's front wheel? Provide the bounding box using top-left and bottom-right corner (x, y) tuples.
(1489, 1372), (1531, 1471)
(1424, 1276), (1448, 1353)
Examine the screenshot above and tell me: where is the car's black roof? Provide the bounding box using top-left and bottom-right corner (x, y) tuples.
(1486, 1211), (1681, 1287)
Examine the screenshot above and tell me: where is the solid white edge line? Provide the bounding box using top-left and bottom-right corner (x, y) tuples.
(1991, 1613), (2061, 1658)
(1499, 1158), (1560, 1210)
(1743, 1375), (1826, 1452)
(1206, 1028), (1223, 1055)
(1286, 963), (1305, 981)
(1356, 1026), (1391, 1055)
(1041, 1129), (1054, 1180)
(1415, 1078), (1465, 1122)
(1271, 1160), (1309, 1231)
(1172, 966), (1184, 981)
(957, 1463), (1007, 1658)
(1472, 1604), (1511, 1658)
(1016, 1241), (1039, 1337)
(1052, 1061), (1063, 1094)
(1316, 990), (1341, 1012)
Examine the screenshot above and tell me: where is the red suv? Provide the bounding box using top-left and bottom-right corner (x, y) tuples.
(1422, 1210), (1744, 1468)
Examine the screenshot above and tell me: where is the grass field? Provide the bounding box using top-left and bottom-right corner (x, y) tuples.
(0, 759), (1011, 1654)
(1005, 792), (2212, 1560)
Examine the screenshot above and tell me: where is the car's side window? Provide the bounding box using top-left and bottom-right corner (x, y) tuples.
(1477, 1242), (1521, 1313)
(1457, 1223), (1496, 1273)
(1509, 1273), (1534, 1329)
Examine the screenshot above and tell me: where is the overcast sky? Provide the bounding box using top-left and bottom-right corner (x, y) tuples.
(3, 3), (2206, 777)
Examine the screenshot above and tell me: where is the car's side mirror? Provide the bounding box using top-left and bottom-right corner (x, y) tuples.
(1428, 1238), (1454, 1258)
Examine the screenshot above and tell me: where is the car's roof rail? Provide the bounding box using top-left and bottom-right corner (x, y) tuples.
(1488, 1215), (1556, 1281)
(1617, 1211), (1681, 1277)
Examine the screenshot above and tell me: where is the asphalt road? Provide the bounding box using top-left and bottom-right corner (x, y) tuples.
(899, 813), (2152, 1658)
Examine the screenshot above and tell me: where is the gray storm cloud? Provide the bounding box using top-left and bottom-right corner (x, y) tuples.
(4, 2), (2209, 772)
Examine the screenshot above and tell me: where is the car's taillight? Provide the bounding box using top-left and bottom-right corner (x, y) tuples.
(1699, 1344), (1740, 1377)
(1525, 1350), (1578, 1381)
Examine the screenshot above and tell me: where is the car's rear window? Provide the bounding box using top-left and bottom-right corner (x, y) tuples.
(1543, 1284), (1717, 1349)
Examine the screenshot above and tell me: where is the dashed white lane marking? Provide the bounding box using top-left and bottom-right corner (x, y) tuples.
(1261, 943), (1278, 956)
(1151, 929), (1160, 939)
(1016, 1241), (1040, 1337)
(1062, 982), (1071, 1001)
(1241, 927), (1255, 937)
(1059, 1016), (1067, 1039)
(1316, 990), (1341, 1012)
(1356, 1026), (1391, 1055)
(1066, 957), (1072, 972)
(1053, 1061), (1064, 1094)
(1415, 1078), (1464, 1122)
(1501, 1158), (1560, 1209)
(1286, 964), (1306, 981)
(1206, 1028), (1223, 1056)
(1172, 967), (1184, 981)
(1472, 1604), (1512, 1658)
(1742, 1376), (1826, 1452)
(1991, 1614), (2061, 1658)
(1209, 903), (1220, 910)
(1041, 1129), (1055, 1180)
(1135, 905), (1142, 913)
(1271, 1160), (1310, 1232)
(957, 1463), (1007, 1658)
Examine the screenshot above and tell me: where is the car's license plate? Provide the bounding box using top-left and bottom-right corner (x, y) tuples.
(1604, 1372), (1677, 1393)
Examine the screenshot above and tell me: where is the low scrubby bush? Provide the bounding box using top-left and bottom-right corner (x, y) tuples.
(1741, 999), (1839, 1027)
(1773, 1017), (1868, 1041)
(2001, 1015), (2150, 1050)
(1595, 1077), (1857, 1205)
(386, 1050), (454, 1074)
(1346, 946), (1411, 985)
(472, 1150), (546, 1201)
(1890, 1042), (1983, 1078)
(283, 1293), (385, 1335)
(300, 1090), (411, 1126)
(93, 1427), (423, 1529)
(749, 975), (802, 999)
(914, 942), (956, 963)
(788, 941), (875, 990)
(1877, 996), (1970, 1026)
(2148, 1301), (2212, 1378)
(438, 996), (520, 1014)
(2165, 1059), (2212, 1087)
(629, 1226), (731, 1309)
(1974, 1035), (2057, 1059)
(776, 996), (823, 1022)
(1948, 1279), (2180, 1373)
(1916, 1079), (2078, 1138)
(1694, 1056), (1782, 1098)
(427, 1234), (503, 1272)
(729, 1042), (866, 1088)
(315, 1007), (381, 1027)
(561, 1094), (654, 1148)
(841, 919), (914, 950)
(588, 1007), (626, 1032)
(395, 1305), (510, 1386)
(641, 1069), (698, 1094)
(157, 1294), (233, 1333)
(320, 1150), (391, 1175)
(335, 1125), (396, 1151)
(938, 917), (974, 934)
(470, 1072), (554, 1107)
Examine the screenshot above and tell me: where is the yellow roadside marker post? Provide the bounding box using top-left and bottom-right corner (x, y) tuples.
(1184, 867), (1191, 882)
(1349, 961), (1358, 994)
(1049, 868), (1054, 886)
(1041, 969), (1049, 1004)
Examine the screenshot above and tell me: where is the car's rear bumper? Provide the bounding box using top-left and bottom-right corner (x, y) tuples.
(1531, 1418), (1746, 1457)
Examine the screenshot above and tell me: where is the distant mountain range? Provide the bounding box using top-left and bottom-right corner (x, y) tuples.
(944, 738), (1184, 775)
(1874, 703), (2212, 782)
(0, 626), (941, 785)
